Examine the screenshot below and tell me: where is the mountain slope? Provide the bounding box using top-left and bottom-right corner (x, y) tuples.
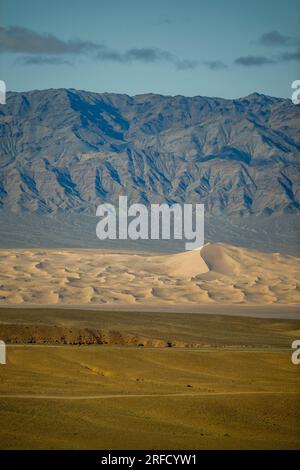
(0, 89), (299, 216)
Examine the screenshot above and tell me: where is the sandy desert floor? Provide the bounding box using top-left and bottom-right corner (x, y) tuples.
(0, 308), (300, 449)
(0, 243), (299, 306)
(0, 345), (299, 450)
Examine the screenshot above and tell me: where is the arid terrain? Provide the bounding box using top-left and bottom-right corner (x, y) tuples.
(0, 306), (300, 449)
(0, 242), (299, 449)
(1, 12), (299, 455)
(0, 243), (299, 306)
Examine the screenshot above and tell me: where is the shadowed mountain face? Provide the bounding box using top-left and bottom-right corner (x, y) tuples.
(0, 89), (300, 216)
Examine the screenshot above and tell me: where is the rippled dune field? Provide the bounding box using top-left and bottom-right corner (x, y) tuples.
(0, 243), (299, 306)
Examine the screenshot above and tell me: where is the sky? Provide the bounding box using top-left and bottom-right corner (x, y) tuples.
(0, 0), (300, 98)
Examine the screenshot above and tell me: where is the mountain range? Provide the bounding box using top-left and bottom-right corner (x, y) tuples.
(0, 88), (300, 254)
(0, 88), (299, 216)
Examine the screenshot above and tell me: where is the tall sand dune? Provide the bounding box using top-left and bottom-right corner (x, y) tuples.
(0, 243), (299, 306)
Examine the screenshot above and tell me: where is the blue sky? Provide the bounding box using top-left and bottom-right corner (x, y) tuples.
(0, 0), (299, 98)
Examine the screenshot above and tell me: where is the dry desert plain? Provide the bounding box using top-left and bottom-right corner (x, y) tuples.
(0, 243), (299, 449)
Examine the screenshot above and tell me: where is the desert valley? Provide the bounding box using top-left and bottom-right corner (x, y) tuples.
(0, 83), (299, 451)
(0, 241), (299, 449)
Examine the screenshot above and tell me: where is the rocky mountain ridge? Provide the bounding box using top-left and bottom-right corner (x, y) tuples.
(0, 88), (299, 216)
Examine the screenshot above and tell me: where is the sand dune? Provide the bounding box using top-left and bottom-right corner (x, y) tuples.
(0, 243), (299, 306)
